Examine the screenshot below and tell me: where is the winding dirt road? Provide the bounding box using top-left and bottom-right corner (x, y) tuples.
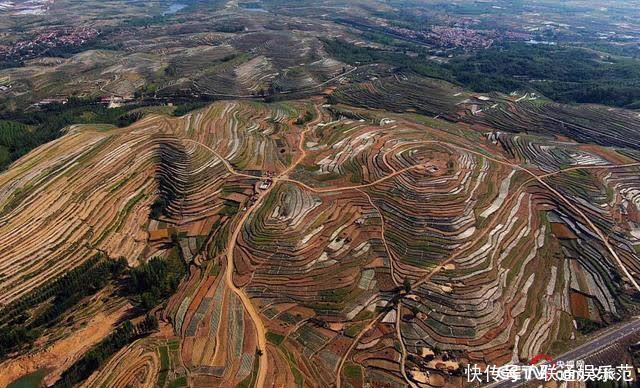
(224, 184), (273, 388)
(184, 103), (324, 387)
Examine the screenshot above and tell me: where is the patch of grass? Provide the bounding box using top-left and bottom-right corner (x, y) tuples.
(343, 362), (362, 380)
(575, 317), (604, 335)
(266, 331), (285, 345)
(352, 309), (374, 321)
(172, 102), (209, 117)
(157, 370), (168, 388)
(344, 322), (365, 338)
(219, 200), (240, 216)
(159, 346), (170, 369)
(168, 376), (188, 388)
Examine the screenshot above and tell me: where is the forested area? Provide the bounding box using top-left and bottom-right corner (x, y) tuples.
(447, 43), (640, 108)
(0, 250), (185, 360)
(129, 251), (187, 311)
(0, 120), (31, 169)
(321, 38), (452, 81)
(0, 255), (128, 358)
(0, 99), (143, 170)
(323, 38), (640, 109)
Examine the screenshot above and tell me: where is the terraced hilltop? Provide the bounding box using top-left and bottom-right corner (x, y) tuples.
(1, 90), (639, 387)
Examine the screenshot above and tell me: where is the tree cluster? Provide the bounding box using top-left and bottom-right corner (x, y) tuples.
(323, 38), (640, 109)
(128, 254), (186, 311)
(0, 255), (128, 358)
(0, 98), (143, 171)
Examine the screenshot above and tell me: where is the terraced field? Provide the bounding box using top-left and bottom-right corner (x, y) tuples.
(332, 74), (640, 152)
(0, 11), (352, 109)
(4, 0), (640, 386)
(331, 74), (474, 118)
(467, 100), (640, 151)
(2, 93), (640, 387)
